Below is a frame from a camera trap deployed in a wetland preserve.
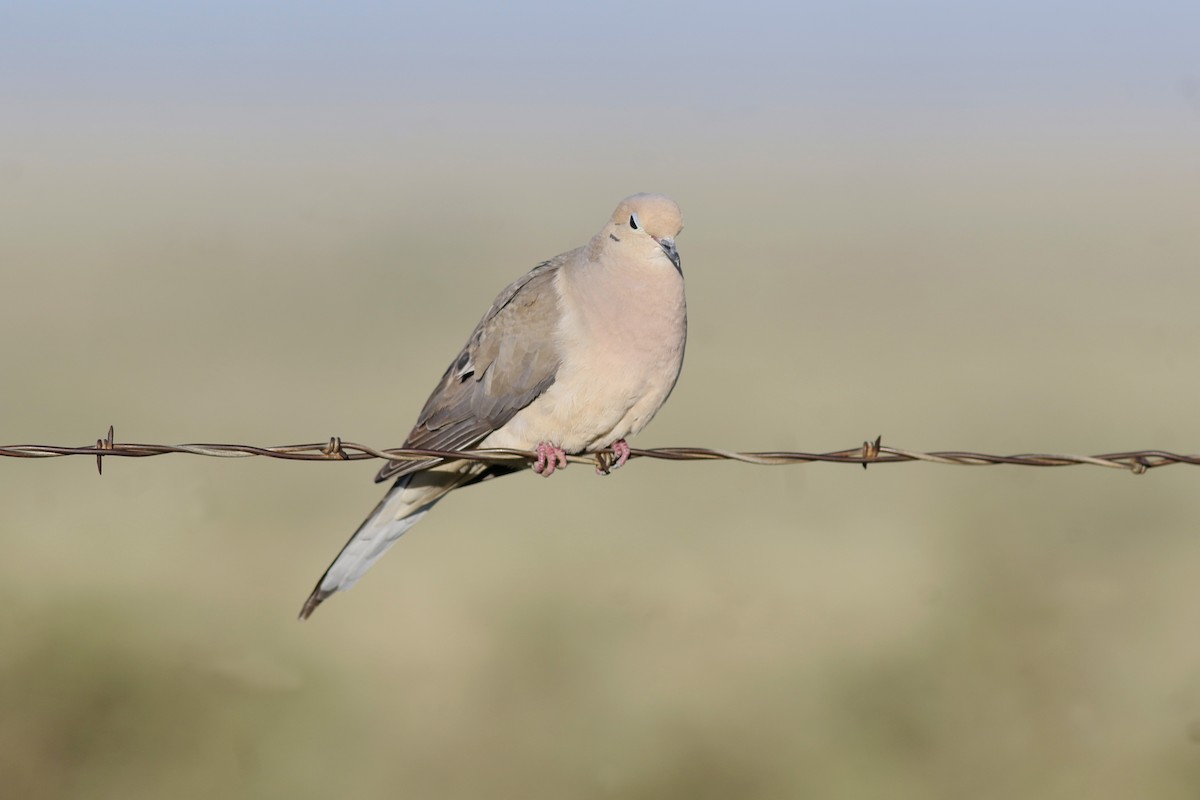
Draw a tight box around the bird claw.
[594,439,631,475]
[533,442,568,477]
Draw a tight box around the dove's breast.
[480,254,686,454]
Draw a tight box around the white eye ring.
[629,212,641,231]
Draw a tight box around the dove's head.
[603,193,684,273]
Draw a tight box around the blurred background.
[3,1,1200,797]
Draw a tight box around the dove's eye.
[629,213,640,230]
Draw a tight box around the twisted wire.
[2,428,1194,476]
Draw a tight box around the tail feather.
[299,465,472,619]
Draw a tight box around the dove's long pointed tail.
[299,468,464,619]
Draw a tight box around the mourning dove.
[300,193,686,619]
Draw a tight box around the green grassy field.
[3,118,1200,798]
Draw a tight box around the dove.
[300,193,686,619]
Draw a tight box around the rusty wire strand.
[1,427,1197,476]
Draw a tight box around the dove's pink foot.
[611,439,631,469]
[533,442,568,477]
[596,439,632,475]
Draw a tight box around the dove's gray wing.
[374,256,568,482]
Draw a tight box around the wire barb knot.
[860,435,882,470]
[96,425,115,475]
[321,437,348,460]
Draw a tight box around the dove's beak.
[656,237,681,273]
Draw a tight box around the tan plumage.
[300,193,686,619]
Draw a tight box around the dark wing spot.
[453,351,473,380]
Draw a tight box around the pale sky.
[3,1,1198,115]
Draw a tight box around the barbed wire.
[1,427,1197,476]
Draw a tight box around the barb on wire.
[2,427,1199,476]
